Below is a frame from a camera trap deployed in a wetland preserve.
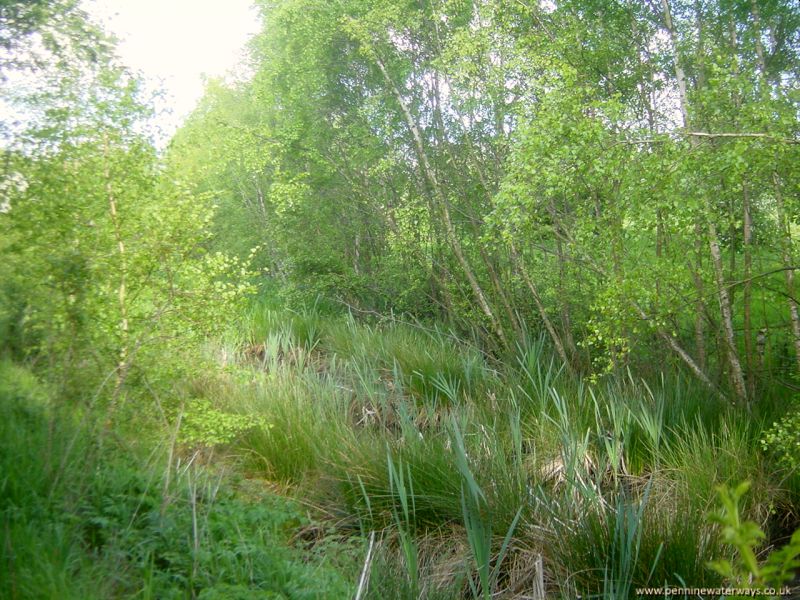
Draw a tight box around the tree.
[0,5,254,410]
[173,0,800,399]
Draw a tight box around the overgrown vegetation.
[2,0,800,598]
[0,361,357,599]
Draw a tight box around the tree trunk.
[510,243,572,372]
[773,172,800,375]
[691,225,708,372]
[479,241,525,344]
[661,0,747,404]
[706,215,748,404]
[373,53,509,349]
[743,183,754,396]
[103,132,129,418]
[548,199,579,363]
[631,301,721,397]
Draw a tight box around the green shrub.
[761,410,800,472]
[709,481,800,593]
[180,399,271,447]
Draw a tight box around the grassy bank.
[2,300,799,598]
[0,361,359,600]
[179,300,800,598]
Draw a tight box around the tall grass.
[181,300,797,598]
[0,360,359,599]
[4,292,794,598]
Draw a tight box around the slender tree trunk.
[434,67,524,345]
[773,172,800,375]
[478,240,525,343]
[631,301,720,396]
[660,0,690,129]
[706,216,748,404]
[510,243,572,372]
[689,0,708,374]
[661,0,747,404]
[256,181,269,224]
[656,209,664,302]
[694,0,706,90]
[743,183,754,395]
[728,193,737,307]
[549,200,578,362]
[455,136,524,344]
[103,132,129,417]
[373,54,508,349]
[353,232,361,276]
[691,226,708,372]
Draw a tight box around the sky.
[82,0,261,139]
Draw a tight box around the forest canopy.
[170,0,800,404]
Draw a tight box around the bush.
[761,410,800,472]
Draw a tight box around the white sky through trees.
[83,0,260,140]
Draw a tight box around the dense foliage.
[2,0,800,598]
[172,0,800,404]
